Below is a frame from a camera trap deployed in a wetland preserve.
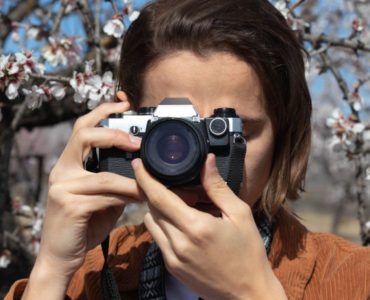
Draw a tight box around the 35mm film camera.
[96,98,246,192]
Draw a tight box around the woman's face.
[139,51,274,209]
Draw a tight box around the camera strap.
[216,133,247,195]
[101,236,121,300]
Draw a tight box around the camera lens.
[141,119,207,185]
[157,134,189,164]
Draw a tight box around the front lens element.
[157,134,189,164]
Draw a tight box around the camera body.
[98,98,246,187]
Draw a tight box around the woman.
[6,0,370,299]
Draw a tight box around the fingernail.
[131,158,141,169]
[129,135,142,145]
[208,154,217,171]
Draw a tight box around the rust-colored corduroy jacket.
[5,209,370,299]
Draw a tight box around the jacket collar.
[269,208,317,300]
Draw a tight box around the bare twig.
[76,0,95,45]
[11,100,28,131]
[318,52,351,100]
[51,0,68,35]
[29,73,71,83]
[304,33,370,53]
[95,0,102,73]
[288,0,305,14]
[107,0,120,15]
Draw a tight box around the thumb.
[200,154,251,222]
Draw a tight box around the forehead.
[141,51,266,118]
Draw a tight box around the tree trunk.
[0,107,15,253]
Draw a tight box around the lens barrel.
[140,118,207,185]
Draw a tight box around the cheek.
[239,129,274,207]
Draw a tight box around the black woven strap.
[101,235,121,300]
[215,133,246,195]
[226,134,246,194]
[138,242,166,300]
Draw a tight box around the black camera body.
[98,98,246,189]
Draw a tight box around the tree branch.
[304,33,370,53]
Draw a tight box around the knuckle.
[164,255,181,275]
[48,168,59,186]
[110,128,127,142]
[189,221,211,244]
[204,175,228,194]
[172,240,191,263]
[48,182,62,200]
[48,183,70,209]
[73,117,87,132]
[73,128,90,146]
[148,191,162,207]
[96,172,113,187]
[238,202,252,219]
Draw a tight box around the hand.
[132,154,287,300]
[35,93,145,278]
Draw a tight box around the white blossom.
[103,18,125,38]
[70,61,115,108]
[6,82,21,99]
[7,62,19,75]
[49,81,66,100]
[0,51,44,100]
[326,109,365,153]
[129,10,140,22]
[86,71,115,108]
[26,27,41,39]
[365,221,370,232]
[0,253,11,269]
[366,168,370,181]
[11,30,20,42]
[275,0,289,19]
[352,19,364,33]
[42,37,80,67]
[22,85,48,110]
[349,92,363,112]
[70,71,92,103]
[0,55,10,78]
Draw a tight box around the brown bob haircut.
[117,0,312,218]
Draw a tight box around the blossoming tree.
[0,0,370,294]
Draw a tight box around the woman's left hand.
[131,154,286,300]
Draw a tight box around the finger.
[200,154,251,222]
[147,203,184,242]
[132,158,201,231]
[60,127,141,167]
[59,172,146,201]
[49,192,127,217]
[73,101,130,132]
[143,212,176,265]
[116,91,128,102]
[76,194,127,212]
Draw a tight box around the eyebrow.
[238,114,265,125]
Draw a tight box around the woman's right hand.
[23,92,145,299]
